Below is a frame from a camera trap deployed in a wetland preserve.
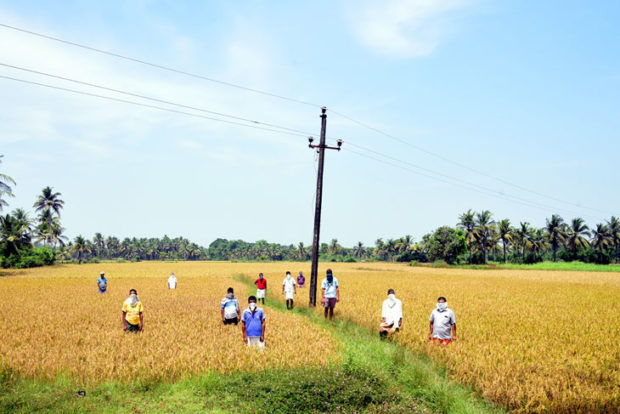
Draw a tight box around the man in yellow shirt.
[122,289,144,332]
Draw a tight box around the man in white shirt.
[379,288,403,339]
[167,272,177,289]
[282,271,297,310]
[429,296,457,345]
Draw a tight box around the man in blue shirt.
[321,269,340,321]
[241,296,266,348]
[97,271,107,293]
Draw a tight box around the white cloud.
[344,0,473,58]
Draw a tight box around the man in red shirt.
[254,273,267,304]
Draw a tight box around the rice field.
[0,262,339,384]
[287,263,619,413]
[1,261,618,413]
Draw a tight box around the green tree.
[545,214,567,262]
[427,226,467,264]
[607,216,620,263]
[72,235,92,263]
[0,155,16,211]
[566,218,590,255]
[591,224,611,264]
[457,209,476,263]
[33,187,64,245]
[497,219,512,263]
[474,210,495,264]
[353,241,366,259]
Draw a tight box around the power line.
[1,22,610,216]
[342,145,606,221]
[0,22,321,108]
[328,110,613,216]
[0,62,318,137]
[0,74,310,139]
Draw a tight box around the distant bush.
[2,247,55,269]
[432,260,449,268]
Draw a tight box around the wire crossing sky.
[0,1,618,246]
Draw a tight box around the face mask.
[226,293,234,299]
[249,303,257,311]
[388,294,396,300]
[437,302,448,311]
[326,274,333,283]
[286,274,291,279]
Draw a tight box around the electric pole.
[308,106,343,306]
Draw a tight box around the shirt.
[242,307,265,337]
[429,308,456,339]
[168,275,177,289]
[297,275,305,286]
[282,276,296,293]
[321,277,339,298]
[97,277,107,289]
[382,297,403,328]
[255,278,267,289]
[220,296,240,319]
[122,300,144,325]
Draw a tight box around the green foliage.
[427,226,467,264]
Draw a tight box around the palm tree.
[0,155,16,211]
[93,233,105,258]
[497,219,512,263]
[396,235,413,255]
[514,222,531,259]
[72,235,91,263]
[329,239,341,256]
[545,214,567,262]
[0,214,31,255]
[474,210,495,264]
[567,218,590,256]
[353,241,366,259]
[591,224,611,264]
[607,216,620,263]
[33,187,65,239]
[386,239,397,261]
[457,210,476,263]
[296,242,307,261]
[529,228,547,260]
[11,209,33,241]
[374,238,386,260]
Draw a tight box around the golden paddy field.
[0,261,618,413]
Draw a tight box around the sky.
[0,0,618,247]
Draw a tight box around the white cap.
[100,271,105,275]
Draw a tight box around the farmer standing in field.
[321,269,340,321]
[97,271,107,293]
[254,273,267,304]
[220,287,241,325]
[241,295,266,349]
[297,271,305,288]
[379,288,403,339]
[282,271,296,310]
[122,289,144,332]
[167,272,177,289]
[429,296,456,345]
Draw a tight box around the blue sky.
[0,0,618,247]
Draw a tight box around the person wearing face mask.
[282,271,297,310]
[429,296,456,345]
[167,272,177,290]
[297,271,305,288]
[122,289,144,332]
[379,289,403,339]
[220,287,241,325]
[241,296,266,349]
[254,273,267,304]
[320,269,340,320]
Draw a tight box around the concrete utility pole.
[308,107,342,306]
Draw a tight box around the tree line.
[2,155,618,267]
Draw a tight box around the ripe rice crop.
[291,263,619,413]
[0,262,339,384]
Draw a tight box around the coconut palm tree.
[591,224,611,264]
[72,235,92,263]
[607,216,620,263]
[545,214,567,262]
[0,155,16,211]
[353,241,366,259]
[514,222,532,259]
[457,209,476,264]
[474,210,495,264]
[497,219,512,263]
[566,218,590,255]
[33,187,64,237]
[0,213,31,255]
